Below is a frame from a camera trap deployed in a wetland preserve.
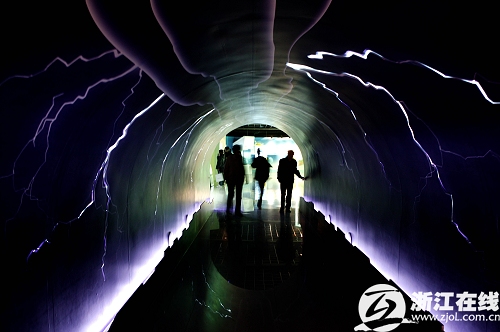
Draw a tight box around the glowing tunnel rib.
[308,50,500,105]
[154,108,215,216]
[177,110,215,169]
[286,60,475,245]
[286,62,390,184]
[311,113,352,171]
[195,119,234,181]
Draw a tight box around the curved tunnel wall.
[1,1,500,332]
[3,65,496,332]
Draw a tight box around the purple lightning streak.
[308,50,500,105]
[441,149,500,162]
[3,54,139,227]
[307,50,500,242]
[76,73,163,281]
[31,91,164,278]
[2,93,63,200]
[7,51,153,277]
[286,60,480,246]
[78,73,159,219]
[0,50,126,86]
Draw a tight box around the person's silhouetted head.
[233,144,241,154]
[287,150,294,159]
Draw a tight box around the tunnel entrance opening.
[211,124,305,212]
[208,125,306,290]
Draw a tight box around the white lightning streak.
[308,50,500,105]
[286,60,473,244]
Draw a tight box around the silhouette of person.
[277,150,305,213]
[224,144,245,216]
[251,148,272,209]
[216,149,225,186]
[223,146,231,164]
[218,146,231,187]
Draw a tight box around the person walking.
[277,150,305,213]
[216,149,225,186]
[251,148,272,209]
[223,146,231,161]
[224,144,245,216]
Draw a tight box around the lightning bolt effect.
[287,55,492,245]
[2,50,135,219]
[3,46,499,331]
[288,49,500,293]
[2,51,219,262]
[2,51,137,268]
[2,2,500,331]
[292,49,500,239]
[1,46,222,331]
[2,52,151,280]
[308,50,500,105]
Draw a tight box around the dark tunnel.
[1,1,500,331]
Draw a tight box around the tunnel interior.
[1,1,500,331]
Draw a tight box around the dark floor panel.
[210,213,302,291]
[109,206,443,332]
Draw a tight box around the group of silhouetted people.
[220,145,306,216]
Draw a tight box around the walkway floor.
[109,184,442,332]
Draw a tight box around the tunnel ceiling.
[3,1,500,107]
[2,1,499,264]
[2,0,500,281]
[227,124,288,138]
[74,0,499,168]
